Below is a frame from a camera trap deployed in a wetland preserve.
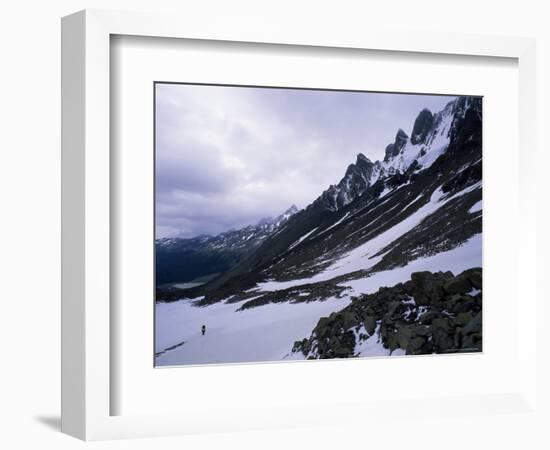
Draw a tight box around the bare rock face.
[317,153,381,211]
[411,108,435,145]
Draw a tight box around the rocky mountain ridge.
[315,96,470,212]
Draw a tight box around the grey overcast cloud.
[155,83,456,239]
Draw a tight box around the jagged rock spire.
[411,108,434,145]
[384,128,409,162]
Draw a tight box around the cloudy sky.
[155,83,455,239]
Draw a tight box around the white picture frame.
[61,9,538,441]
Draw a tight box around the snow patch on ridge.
[318,212,351,236]
[288,227,320,250]
[469,200,482,214]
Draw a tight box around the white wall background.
[0,1,548,449]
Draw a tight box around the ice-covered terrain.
[155,295,351,366]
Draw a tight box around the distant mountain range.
[156,205,298,285]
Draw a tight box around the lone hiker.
[201,324,206,336]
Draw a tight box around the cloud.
[155,83,456,238]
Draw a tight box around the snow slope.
[343,233,481,296]
[155,295,351,366]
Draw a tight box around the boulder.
[444,274,472,295]
[411,271,433,288]
[379,323,389,341]
[341,311,357,330]
[419,310,438,325]
[462,332,482,352]
[454,311,474,327]
[402,280,415,296]
[397,327,413,349]
[406,336,426,355]
[444,296,459,312]
[409,324,430,337]
[414,293,430,307]
[474,294,482,309]
[314,317,331,338]
[364,316,377,336]
[431,317,455,352]
[410,271,446,304]
[462,312,482,335]
[443,275,472,294]
[387,301,401,317]
[386,331,400,352]
[334,346,350,357]
[454,328,463,349]
[462,268,482,289]
[432,317,452,332]
[436,334,455,352]
[451,296,477,314]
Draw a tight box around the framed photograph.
[154,83,483,367]
[62,9,538,441]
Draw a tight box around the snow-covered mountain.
[155,96,483,366]
[316,97,471,212]
[156,205,298,285]
[317,153,384,211]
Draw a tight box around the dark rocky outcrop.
[411,108,434,145]
[317,153,382,211]
[384,129,409,162]
[292,268,482,359]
